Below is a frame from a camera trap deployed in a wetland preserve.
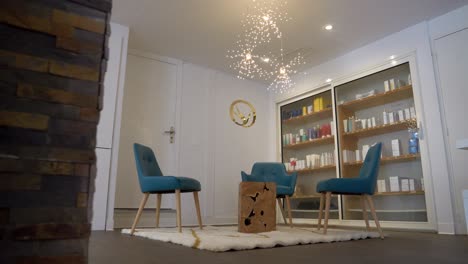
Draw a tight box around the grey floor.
[89,227,468,264]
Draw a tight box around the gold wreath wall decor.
[229,99,257,128]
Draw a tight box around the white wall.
[178,63,270,225]
[270,15,462,233]
[429,5,468,40]
[106,46,269,227]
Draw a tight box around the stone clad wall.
[0,0,111,263]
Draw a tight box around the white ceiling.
[111,0,468,80]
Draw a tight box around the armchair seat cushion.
[316,143,382,196]
[140,176,201,193]
[316,178,372,195]
[276,184,294,197]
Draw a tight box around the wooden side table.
[238,182,276,233]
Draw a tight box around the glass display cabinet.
[335,63,427,222]
[278,61,429,227]
[280,90,339,220]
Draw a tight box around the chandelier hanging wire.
[227,0,305,93]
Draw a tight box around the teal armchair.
[241,162,298,227]
[130,143,203,234]
[316,142,384,238]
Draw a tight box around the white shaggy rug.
[122,226,380,252]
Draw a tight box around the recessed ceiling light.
[262,57,270,63]
[326,78,332,83]
[389,55,395,60]
[324,24,333,31]
[391,60,397,66]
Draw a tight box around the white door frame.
[103,23,129,231]
[105,48,183,230]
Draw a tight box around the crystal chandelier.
[227,0,304,93]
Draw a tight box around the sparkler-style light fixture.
[227,0,305,93]
[226,37,276,80]
[268,49,305,94]
[244,0,290,44]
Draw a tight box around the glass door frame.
[276,84,343,225]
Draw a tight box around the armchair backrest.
[244,162,293,187]
[358,142,382,194]
[133,143,164,181]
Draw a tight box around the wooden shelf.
[339,85,414,112]
[291,209,339,213]
[291,194,338,199]
[282,108,333,124]
[288,165,336,174]
[283,136,334,150]
[292,191,424,199]
[291,194,322,199]
[375,191,425,196]
[343,119,413,138]
[344,154,420,167]
[347,208,426,213]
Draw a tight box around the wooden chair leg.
[366,195,384,239]
[285,195,293,228]
[360,195,370,231]
[317,193,325,230]
[175,189,182,233]
[277,198,288,224]
[155,193,162,228]
[130,193,149,235]
[193,191,203,230]
[323,192,332,235]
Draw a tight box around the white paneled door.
[434,28,468,234]
[115,53,179,209]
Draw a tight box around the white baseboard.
[105,219,114,231]
[114,209,177,229]
[437,222,455,234]
[204,216,237,226]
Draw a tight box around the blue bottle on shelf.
[308,128,313,140]
[408,129,419,154]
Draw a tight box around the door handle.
[163,126,175,143]
[163,126,175,135]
